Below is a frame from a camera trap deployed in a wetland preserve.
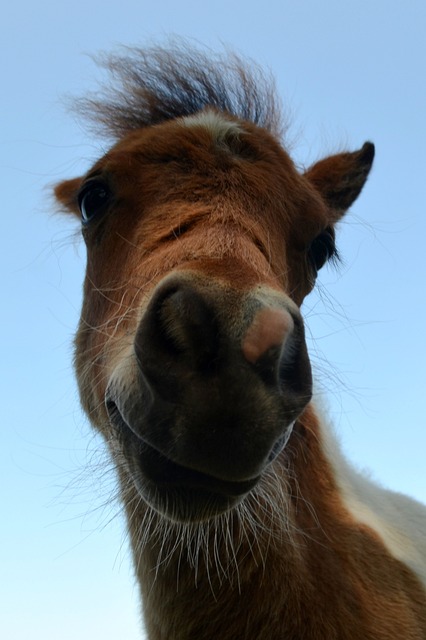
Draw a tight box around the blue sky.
[3,1,425,638]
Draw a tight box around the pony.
[54,43,426,639]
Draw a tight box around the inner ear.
[54,177,82,216]
[304,142,375,222]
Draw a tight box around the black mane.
[77,40,283,140]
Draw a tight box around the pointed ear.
[304,142,375,222]
[54,177,82,217]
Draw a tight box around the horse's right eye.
[78,181,111,225]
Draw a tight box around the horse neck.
[120,405,338,637]
[122,404,426,639]
[128,485,308,639]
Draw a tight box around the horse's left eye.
[308,227,338,271]
[78,181,111,225]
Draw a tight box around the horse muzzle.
[105,273,312,520]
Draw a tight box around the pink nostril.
[241,308,294,364]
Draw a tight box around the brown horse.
[55,43,426,639]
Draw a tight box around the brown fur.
[127,407,426,639]
[54,43,425,639]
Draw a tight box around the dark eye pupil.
[308,228,336,271]
[78,183,110,224]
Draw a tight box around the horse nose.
[158,285,219,370]
[134,281,221,389]
[135,279,301,392]
[241,306,301,388]
[126,277,311,482]
[241,307,294,364]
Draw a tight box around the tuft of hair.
[76,39,284,141]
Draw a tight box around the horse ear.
[304,142,375,222]
[54,177,82,217]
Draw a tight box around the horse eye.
[308,227,338,271]
[78,181,111,224]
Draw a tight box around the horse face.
[55,115,373,521]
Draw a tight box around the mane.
[76,40,284,140]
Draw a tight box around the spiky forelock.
[77,40,284,140]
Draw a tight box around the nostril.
[160,288,211,353]
[277,331,299,381]
[135,282,221,376]
[156,288,187,355]
[241,307,294,365]
[241,307,295,388]
[160,287,220,366]
[278,321,313,400]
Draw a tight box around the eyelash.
[308,227,339,271]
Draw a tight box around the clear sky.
[2,1,425,638]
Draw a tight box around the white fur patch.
[316,404,426,588]
[180,110,242,145]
